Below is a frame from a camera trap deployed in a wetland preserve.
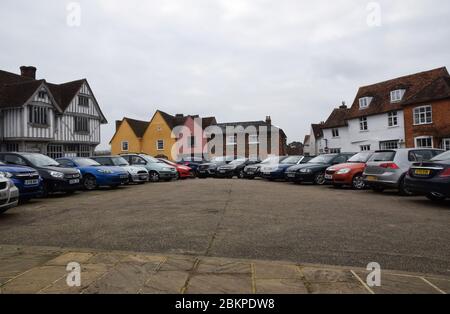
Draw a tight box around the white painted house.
[0,66,107,158]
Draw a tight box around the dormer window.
[390,89,405,103]
[359,97,372,109]
[38,91,47,99]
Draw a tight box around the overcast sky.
[1,0,449,149]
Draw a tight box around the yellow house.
[110,118,149,155]
[141,110,180,160]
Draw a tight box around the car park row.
[1,148,449,214]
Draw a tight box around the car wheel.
[149,171,160,182]
[352,174,366,190]
[399,177,414,196]
[83,175,97,191]
[314,172,326,185]
[238,170,245,179]
[426,193,446,202]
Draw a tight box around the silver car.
[0,176,19,214]
[92,156,149,183]
[363,148,444,195]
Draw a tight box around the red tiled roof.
[322,107,349,129]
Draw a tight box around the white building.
[0,66,107,158]
[303,123,324,156]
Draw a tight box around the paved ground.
[1,244,449,294]
[0,178,449,279]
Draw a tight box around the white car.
[91,156,149,183]
[0,175,19,214]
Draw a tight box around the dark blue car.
[0,161,43,200]
[260,155,312,181]
[56,157,129,190]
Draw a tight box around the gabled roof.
[311,124,323,138]
[321,107,349,129]
[403,76,450,105]
[303,135,310,145]
[124,118,150,138]
[47,80,85,111]
[347,67,450,119]
[0,80,45,108]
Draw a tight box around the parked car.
[196,156,237,178]
[0,153,82,196]
[216,158,260,179]
[285,153,355,185]
[243,156,288,179]
[325,152,374,190]
[91,156,149,184]
[0,161,43,201]
[158,158,193,179]
[260,155,313,181]
[56,157,129,190]
[405,150,450,201]
[0,175,19,214]
[121,154,177,182]
[363,149,444,195]
[178,157,206,175]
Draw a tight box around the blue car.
[0,161,42,200]
[260,155,313,181]
[56,157,129,190]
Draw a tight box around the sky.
[1,0,449,150]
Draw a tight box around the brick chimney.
[265,116,272,125]
[20,66,37,79]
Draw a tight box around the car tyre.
[426,193,446,202]
[238,170,245,179]
[83,174,97,191]
[314,172,326,185]
[399,177,414,196]
[149,171,160,182]
[352,174,366,190]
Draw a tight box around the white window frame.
[332,129,340,138]
[390,89,405,103]
[121,141,129,152]
[156,140,165,151]
[360,145,371,151]
[329,148,341,154]
[415,136,434,148]
[249,134,259,145]
[380,140,399,150]
[359,97,372,109]
[413,105,433,125]
[359,116,368,131]
[388,111,399,127]
[443,138,450,151]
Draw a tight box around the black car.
[405,150,450,201]
[178,156,206,175]
[0,153,82,196]
[285,153,355,185]
[216,158,261,179]
[243,156,288,179]
[197,156,237,178]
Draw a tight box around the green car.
[121,154,177,182]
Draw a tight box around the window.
[121,141,129,152]
[415,136,433,148]
[409,150,441,162]
[360,145,371,151]
[4,154,27,166]
[379,140,399,150]
[131,156,146,165]
[414,106,432,125]
[5,143,19,152]
[359,116,368,131]
[78,95,89,107]
[388,111,398,127]
[332,129,339,138]
[329,148,341,154]
[333,155,348,164]
[359,97,372,109]
[390,89,405,103]
[47,144,63,159]
[443,139,450,151]
[28,106,49,126]
[157,140,164,150]
[74,116,89,133]
[38,91,47,100]
[249,135,259,144]
[227,135,237,145]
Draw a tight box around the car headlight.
[0,171,13,178]
[299,168,312,173]
[336,168,351,175]
[97,169,113,174]
[50,171,64,178]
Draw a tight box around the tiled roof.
[0,80,45,108]
[124,118,150,138]
[347,67,450,119]
[47,80,85,111]
[321,107,349,129]
[311,124,323,138]
[303,135,310,145]
[403,76,450,105]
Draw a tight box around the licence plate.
[414,169,431,176]
[220,170,226,173]
[25,179,39,186]
[366,176,377,182]
[69,179,80,185]
[247,171,254,175]
[325,174,333,180]
[287,173,295,178]
[120,175,128,179]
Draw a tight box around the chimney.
[265,116,272,125]
[175,114,184,118]
[339,101,347,109]
[20,66,37,79]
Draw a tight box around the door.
[443,138,450,151]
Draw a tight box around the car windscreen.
[369,151,396,162]
[348,152,373,163]
[431,150,450,161]
[281,156,302,164]
[23,154,60,167]
[111,157,129,166]
[229,159,247,165]
[142,155,160,163]
[75,158,101,167]
[308,155,337,164]
[211,157,226,163]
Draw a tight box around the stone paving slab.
[0,244,449,294]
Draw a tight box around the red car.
[158,159,193,179]
[325,152,374,190]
